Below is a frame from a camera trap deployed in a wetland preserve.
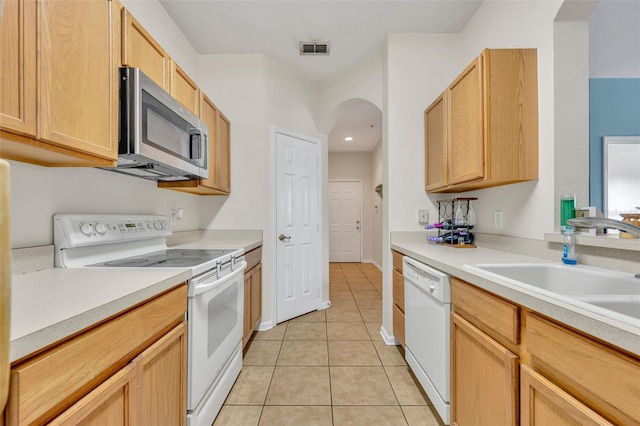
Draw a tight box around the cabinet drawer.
[6,285,187,425]
[392,269,404,312]
[451,278,520,347]
[392,250,403,272]
[393,304,405,348]
[245,246,262,272]
[526,313,640,426]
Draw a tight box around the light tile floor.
[213,263,445,426]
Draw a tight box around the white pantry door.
[329,181,362,262]
[276,131,320,323]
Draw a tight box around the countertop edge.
[391,242,640,356]
[10,270,191,363]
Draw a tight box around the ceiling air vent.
[299,41,331,56]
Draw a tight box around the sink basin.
[464,263,640,327]
[465,263,640,296]
[576,295,640,320]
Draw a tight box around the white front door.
[329,181,362,262]
[275,131,320,323]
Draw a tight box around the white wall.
[315,50,384,133]
[590,0,640,78]
[197,54,323,327]
[371,140,383,267]
[328,152,375,262]
[8,161,201,247]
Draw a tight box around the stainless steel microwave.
[103,67,208,181]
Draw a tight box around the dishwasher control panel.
[403,257,450,303]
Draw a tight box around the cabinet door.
[213,109,232,193]
[447,55,484,186]
[451,312,518,426]
[393,303,405,348]
[139,322,187,426]
[122,8,170,90]
[202,95,230,193]
[521,366,614,426]
[38,0,118,161]
[243,272,253,347]
[48,362,142,426]
[0,0,36,137]
[160,95,231,195]
[392,268,404,311]
[171,61,200,116]
[251,264,262,330]
[424,93,447,191]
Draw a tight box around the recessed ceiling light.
[345,137,353,141]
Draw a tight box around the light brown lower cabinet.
[48,359,141,426]
[450,312,519,426]
[451,276,640,426]
[391,250,405,347]
[3,285,187,425]
[243,246,262,347]
[520,365,614,426]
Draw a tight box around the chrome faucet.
[567,217,640,237]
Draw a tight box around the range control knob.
[95,223,107,235]
[80,223,94,236]
[160,221,166,230]
[153,222,161,230]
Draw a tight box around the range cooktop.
[87,249,237,268]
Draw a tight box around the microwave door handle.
[202,133,207,164]
[190,129,203,160]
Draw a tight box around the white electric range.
[53,213,246,426]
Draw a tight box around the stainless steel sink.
[464,263,640,326]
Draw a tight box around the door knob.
[279,234,291,241]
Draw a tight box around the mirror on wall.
[602,136,640,220]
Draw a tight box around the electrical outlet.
[418,209,429,225]
[494,210,504,229]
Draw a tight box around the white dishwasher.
[403,256,451,425]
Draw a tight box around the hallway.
[213,263,443,425]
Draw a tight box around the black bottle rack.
[435,197,477,248]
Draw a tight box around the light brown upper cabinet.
[158,94,231,195]
[425,49,538,193]
[424,93,447,191]
[1,0,36,138]
[0,0,119,167]
[170,61,200,116]
[121,8,170,91]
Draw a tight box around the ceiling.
[159,0,483,151]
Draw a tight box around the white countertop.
[10,268,191,363]
[167,229,263,253]
[10,231,263,364]
[391,240,640,355]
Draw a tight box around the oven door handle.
[190,262,246,297]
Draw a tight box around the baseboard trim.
[256,319,273,331]
[320,300,332,310]
[380,325,400,345]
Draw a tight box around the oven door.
[187,261,246,410]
